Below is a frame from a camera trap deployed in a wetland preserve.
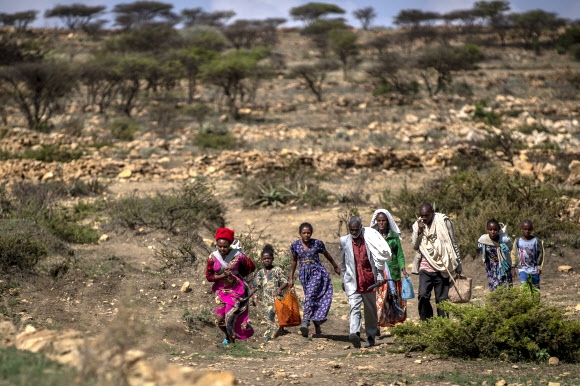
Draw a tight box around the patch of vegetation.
[106,179,225,234]
[0,347,88,385]
[182,305,214,331]
[0,218,73,273]
[517,122,549,135]
[153,229,209,272]
[447,146,491,171]
[380,168,578,257]
[0,144,83,163]
[110,118,139,141]
[391,287,580,362]
[237,160,331,208]
[473,99,501,126]
[194,125,237,150]
[40,206,100,244]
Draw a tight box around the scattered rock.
[557,266,573,273]
[118,169,132,179]
[98,234,109,244]
[495,380,507,386]
[180,282,191,293]
[548,383,560,386]
[548,357,559,366]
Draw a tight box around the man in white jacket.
[340,216,392,348]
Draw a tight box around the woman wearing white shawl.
[370,209,407,327]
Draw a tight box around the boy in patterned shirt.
[511,220,544,290]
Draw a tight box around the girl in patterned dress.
[289,222,341,338]
[478,219,513,291]
[253,244,288,343]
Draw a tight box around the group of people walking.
[204,203,544,347]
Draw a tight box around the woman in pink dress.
[206,227,255,344]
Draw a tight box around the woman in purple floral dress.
[289,222,341,338]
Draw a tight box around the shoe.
[313,321,322,335]
[376,328,381,337]
[264,336,271,343]
[364,336,375,348]
[349,333,361,349]
[222,339,229,345]
[300,326,309,337]
[274,327,285,338]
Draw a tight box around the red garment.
[352,235,374,293]
[215,227,235,243]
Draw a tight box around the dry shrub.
[153,229,211,272]
[106,180,225,234]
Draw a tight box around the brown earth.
[4,174,580,386]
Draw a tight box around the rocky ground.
[1,32,580,385]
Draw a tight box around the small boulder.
[548,357,559,366]
[558,265,573,273]
[98,234,109,244]
[118,169,132,179]
[180,282,191,293]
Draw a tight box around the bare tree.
[291,59,339,102]
[353,7,377,30]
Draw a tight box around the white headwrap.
[370,209,402,240]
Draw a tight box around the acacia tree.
[443,9,485,36]
[224,18,286,49]
[77,56,121,114]
[510,10,558,49]
[0,61,77,131]
[201,49,268,119]
[181,8,235,28]
[44,4,106,31]
[172,47,217,103]
[114,56,157,116]
[416,44,483,96]
[474,1,511,46]
[329,28,359,80]
[290,2,345,26]
[291,59,339,102]
[0,10,38,31]
[301,18,348,56]
[366,52,413,95]
[353,7,377,30]
[394,9,441,51]
[112,1,178,30]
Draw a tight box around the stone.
[118,169,132,178]
[41,172,54,181]
[180,282,191,293]
[0,320,17,348]
[548,357,559,366]
[548,383,560,386]
[495,380,507,386]
[542,163,557,174]
[557,266,573,273]
[405,114,419,124]
[98,234,109,244]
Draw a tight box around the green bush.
[237,161,331,208]
[0,144,83,163]
[570,43,580,62]
[110,118,139,141]
[0,347,86,385]
[106,180,225,234]
[0,220,48,271]
[391,287,580,362]
[40,206,100,244]
[473,99,501,126]
[194,125,236,149]
[380,168,578,257]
